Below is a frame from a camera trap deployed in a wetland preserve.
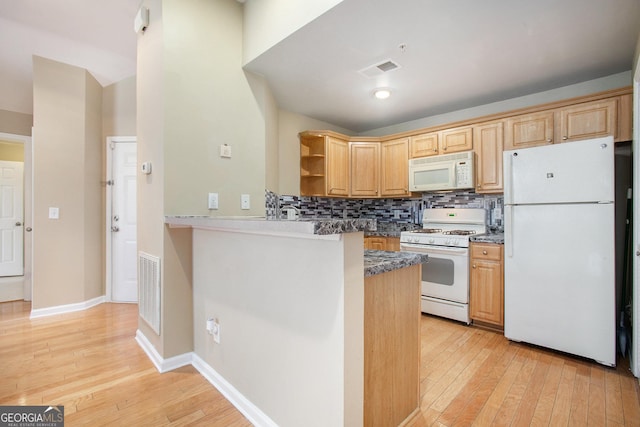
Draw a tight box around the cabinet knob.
[562,136,568,140]
[472,264,476,269]
[433,148,437,152]
[482,250,487,255]
[546,138,552,143]
[443,147,447,151]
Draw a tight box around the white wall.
[243,0,343,65]
[193,229,364,426]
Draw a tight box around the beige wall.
[0,109,32,136]
[103,76,136,138]
[0,141,24,161]
[277,110,354,195]
[32,56,103,310]
[137,0,272,358]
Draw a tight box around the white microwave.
[408,151,475,192]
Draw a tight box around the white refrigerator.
[503,136,616,366]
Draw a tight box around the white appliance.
[503,136,616,367]
[400,208,486,324]
[408,151,474,192]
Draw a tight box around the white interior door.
[110,140,137,302]
[0,160,24,277]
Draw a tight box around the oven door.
[400,243,469,303]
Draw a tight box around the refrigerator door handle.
[504,152,514,204]
[505,205,513,258]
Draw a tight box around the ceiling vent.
[358,59,401,78]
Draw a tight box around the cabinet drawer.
[470,243,502,261]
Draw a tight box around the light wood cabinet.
[411,126,472,158]
[557,98,617,143]
[381,138,410,197]
[364,264,420,426]
[300,133,349,197]
[350,142,380,197]
[326,137,350,196]
[439,125,473,153]
[504,111,554,150]
[364,236,400,251]
[474,121,504,194]
[409,132,439,158]
[469,243,504,328]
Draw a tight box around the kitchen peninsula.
[165,216,425,427]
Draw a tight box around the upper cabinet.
[381,138,410,197]
[300,132,349,197]
[410,127,472,158]
[474,121,504,194]
[504,111,554,150]
[350,142,380,197]
[409,132,438,158]
[300,87,631,198]
[558,98,617,143]
[504,95,629,150]
[439,125,473,154]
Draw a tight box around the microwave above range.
[408,151,475,192]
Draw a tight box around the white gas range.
[400,208,486,324]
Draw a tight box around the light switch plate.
[220,144,231,158]
[48,207,59,219]
[208,193,219,210]
[241,194,250,210]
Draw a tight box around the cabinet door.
[381,138,410,197]
[439,126,473,153]
[350,142,379,197]
[326,137,350,196]
[470,259,504,326]
[409,132,438,158]
[386,237,400,252]
[504,111,554,150]
[558,99,617,143]
[474,122,504,194]
[469,243,504,327]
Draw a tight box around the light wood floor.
[0,301,250,426]
[1,301,639,426]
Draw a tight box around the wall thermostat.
[141,161,152,175]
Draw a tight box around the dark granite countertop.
[470,232,504,244]
[165,215,377,236]
[365,221,421,238]
[364,250,427,277]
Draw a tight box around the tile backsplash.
[266,190,504,229]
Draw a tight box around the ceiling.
[1,0,639,134]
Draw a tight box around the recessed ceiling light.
[374,88,391,100]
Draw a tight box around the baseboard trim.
[30,296,106,319]
[134,331,276,427]
[134,330,192,373]
[192,353,278,427]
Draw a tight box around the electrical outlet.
[208,193,219,210]
[241,194,250,210]
[212,319,220,344]
[206,318,221,344]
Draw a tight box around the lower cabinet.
[364,236,400,251]
[469,242,504,328]
[364,265,420,426]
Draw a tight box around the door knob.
[15,222,22,226]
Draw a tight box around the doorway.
[0,132,31,303]
[106,137,137,302]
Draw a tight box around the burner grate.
[443,230,477,236]
[414,228,443,234]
